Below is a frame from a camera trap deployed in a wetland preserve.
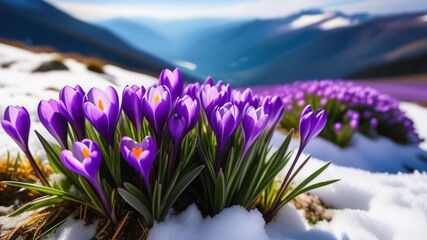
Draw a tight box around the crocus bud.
[168,96,200,146]
[334,122,343,133]
[2,106,31,151]
[242,106,269,155]
[120,136,157,186]
[122,85,145,132]
[210,102,240,153]
[182,82,200,100]
[159,68,183,100]
[350,119,359,130]
[38,99,68,149]
[2,105,49,186]
[59,85,86,140]
[370,118,378,128]
[200,84,229,118]
[142,85,172,142]
[299,105,327,148]
[83,87,120,145]
[232,88,253,112]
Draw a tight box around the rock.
[32,59,68,72]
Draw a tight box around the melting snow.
[419,14,427,22]
[148,156,427,240]
[46,218,98,240]
[289,13,332,29]
[319,17,353,30]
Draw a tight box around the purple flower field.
[251,80,422,147]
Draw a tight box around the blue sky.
[47,0,427,21]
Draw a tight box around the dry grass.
[0,153,52,206]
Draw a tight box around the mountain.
[176,9,374,85]
[0,0,198,80]
[94,18,171,57]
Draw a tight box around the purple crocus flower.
[142,85,172,142]
[334,122,343,133]
[120,136,157,188]
[2,106,31,151]
[299,105,327,148]
[59,85,86,140]
[210,102,240,171]
[370,118,378,128]
[2,106,49,185]
[60,139,112,218]
[262,96,284,129]
[83,87,120,145]
[159,68,183,100]
[122,85,146,132]
[350,119,359,130]
[242,106,269,156]
[167,95,200,146]
[38,99,68,149]
[182,82,200,100]
[232,89,253,112]
[200,84,229,119]
[204,76,214,86]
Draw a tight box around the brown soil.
[292,193,333,224]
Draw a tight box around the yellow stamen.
[154,94,160,103]
[98,100,104,111]
[132,147,143,158]
[83,148,91,159]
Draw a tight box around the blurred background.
[1,0,427,98]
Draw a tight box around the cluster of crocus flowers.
[252,80,420,146]
[2,67,335,228]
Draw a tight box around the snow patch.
[319,17,353,30]
[148,158,427,240]
[289,14,331,29]
[148,205,270,240]
[47,218,98,240]
[400,102,427,150]
[419,14,427,22]
[285,132,427,173]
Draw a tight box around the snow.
[0,43,157,158]
[46,218,98,240]
[400,102,427,150]
[148,205,270,240]
[289,13,332,29]
[283,132,427,173]
[419,14,427,22]
[319,17,353,30]
[148,156,427,240]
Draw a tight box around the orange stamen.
[132,147,143,158]
[98,100,104,111]
[83,148,91,158]
[154,94,160,103]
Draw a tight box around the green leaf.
[10,195,64,216]
[78,176,103,212]
[123,182,151,208]
[4,181,71,197]
[118,188,153,222]
[283,162,334,204]
[35,131,80,186]
[164,165,204,211]
[282,179,340,207]
[213,170,226,213]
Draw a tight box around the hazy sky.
[47,0,427,21]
